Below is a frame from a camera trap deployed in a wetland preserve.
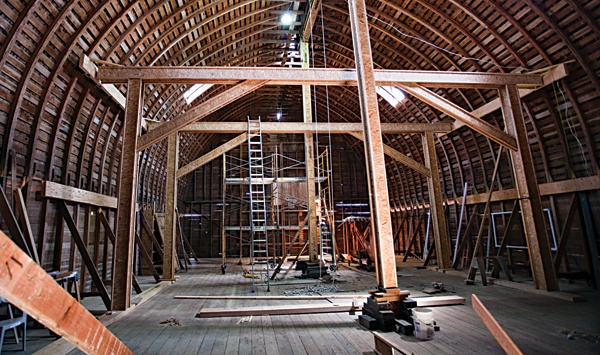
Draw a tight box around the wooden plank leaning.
[472,294,523,355]
[0,229,133,355]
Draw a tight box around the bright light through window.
[183,84,213,105]
[376,86,405,107]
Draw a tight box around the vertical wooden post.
[163,132,179,280]
[348,0,397,290]
[422,132,452,269]
[500,84,558,291]
[221,154,227,268]
[113,78,143,310]
[301,40,319,262]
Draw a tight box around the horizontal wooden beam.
[456,175,600,205]
[196,303,362,318]
[176,295,369,300]
[41,181,118,209]
[413,295,466,307]
[0,230,133,355]
[174,121,452,134]
[396,175,600,212]
[97,66,543,88]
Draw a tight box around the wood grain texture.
[0,230,133,355]
[472,294,523,355]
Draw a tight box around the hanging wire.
[552,80,592,177]
[339,0,527,73]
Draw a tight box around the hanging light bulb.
[276,112,282,121]
[281,12,294,26]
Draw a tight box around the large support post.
[500,84,558,291]
[348,0,397,290]
[422,132,452,269]
[302,40,318,262]
[163,132,179,280]
[113,78,143,310]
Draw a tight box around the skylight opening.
[376,86,406,108]
[183,84,213,105]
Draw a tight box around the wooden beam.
[300,0,322,41]
[348,132,430,177]
[0,230,133,355]
[472,294,523,355]
[80,55,126,109]
[413,295,466,307]
[398,84,518,151]
[140,211,164,259]
[176,295,369,300]
[41,181,118,209]
[14,187,40,264]
[0,185,32,258]
[196,303,361,318]
[177,212,199,262]
[349,0,397,290]
[445,175,600,207]
[134,230,161,283]
[501,84,558,291]
[163,133,178,280]
[97,209,143,295]
[451,63,570,133]
[271,213,310,280]
[553,194,577,271]
[58,201,112,309]
[113,78,143,310]
[137,80,267,151]
[176,133,248,179]
[423,132,452,269]
[302,40,318,262]
[178,121,452,134]
[96,67,543,88]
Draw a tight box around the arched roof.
[0,1,598,263]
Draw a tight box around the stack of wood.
[359,289,410,332]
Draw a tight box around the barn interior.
[0,0,599,354]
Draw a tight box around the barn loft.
[0,0,599,354]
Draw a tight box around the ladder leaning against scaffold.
[317,148,336,270]
[247,117,270,292]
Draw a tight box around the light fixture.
[281,12,294,26]
[276,112,282,120]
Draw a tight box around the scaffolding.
[221,132,329,283]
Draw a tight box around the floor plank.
[55,258,599,355]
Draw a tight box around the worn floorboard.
[42,257,598,355]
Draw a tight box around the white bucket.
[412,307,434,340]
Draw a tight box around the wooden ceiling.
[0,0,598,237]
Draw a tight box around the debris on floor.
[159,317,181,326]
[237,315,253,324]
[560,330,600,343]
[281,284,340,296]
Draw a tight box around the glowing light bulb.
[281,13,294,25]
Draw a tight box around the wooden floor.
[30,258,600,354]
